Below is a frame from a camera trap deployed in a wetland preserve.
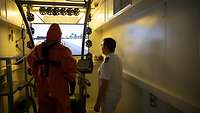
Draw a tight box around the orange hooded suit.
[28,24,76,113]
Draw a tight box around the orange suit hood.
[46,23,62,42]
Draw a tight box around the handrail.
[0,56,26,77]
[0,78,34,96]
[17,77,34,91]
[0,56,26,68]
[0,68,23,77]
[0,56,21,60]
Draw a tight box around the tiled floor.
[87,109,98,113]
[29,100,99,113]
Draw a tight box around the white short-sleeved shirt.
[98,53,122,101]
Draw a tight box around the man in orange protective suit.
[27,23,76,113]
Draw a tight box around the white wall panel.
[91,0,105,30]
[91,0,200,112]
[6,0,23,26]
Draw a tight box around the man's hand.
[94,102,100,112]
[94,79,108,112]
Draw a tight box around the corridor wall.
[0,0,30,113]
[91,0,200,113]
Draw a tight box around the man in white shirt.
[94,38,122,113]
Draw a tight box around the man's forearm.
[96,79,108,104]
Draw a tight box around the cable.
[34,12,45,23]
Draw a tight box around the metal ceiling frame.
[15,0,92,54]
[15,0,34,46]
[19,0,86,7]
[81,0,91,59]
[15,1,92,113]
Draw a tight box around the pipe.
[81,0,91,59]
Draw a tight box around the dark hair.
[103,38,116,53]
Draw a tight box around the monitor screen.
[31,23,88,56]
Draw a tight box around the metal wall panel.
[92,0,200,112]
